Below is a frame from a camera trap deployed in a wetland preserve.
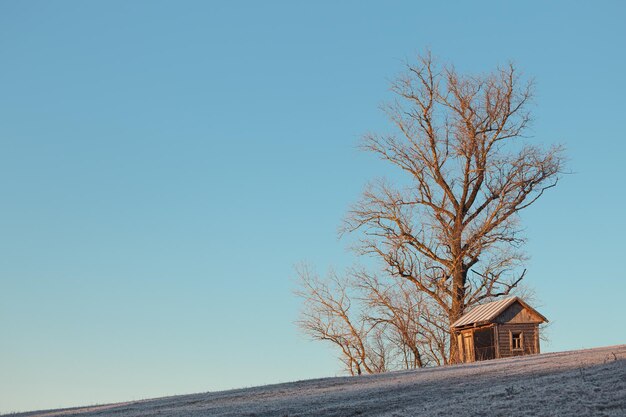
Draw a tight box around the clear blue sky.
[1,0,625,413]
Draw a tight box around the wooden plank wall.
[495,302,544,324]
[497,323,539,358]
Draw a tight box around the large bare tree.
[342,52,564,362]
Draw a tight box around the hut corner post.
[494,324,500,359]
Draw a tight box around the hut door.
[473,328,495,361]
[463,332,474,362]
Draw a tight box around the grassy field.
[9,344,626,417]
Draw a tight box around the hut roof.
[451,296,547,329]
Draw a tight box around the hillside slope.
[12,344,626,417]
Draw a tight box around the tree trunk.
[410,345,423,368]
[448,265,467,364]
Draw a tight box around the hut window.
[511,331,523,350]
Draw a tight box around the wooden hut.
[451,297,547,363]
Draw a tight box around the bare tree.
[355,270,431,367]
[294,266,375,375]
[343,52,564,362]
[295,266,439,374]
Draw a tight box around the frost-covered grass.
[10,344,626,417]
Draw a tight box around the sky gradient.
[1,0,625,413]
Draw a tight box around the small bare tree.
[355,270,431,368]
[344,52,564,362]
[295,267,437,374]
[294,267,375,375]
